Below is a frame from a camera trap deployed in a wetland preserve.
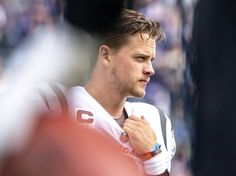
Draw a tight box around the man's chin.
[129,90,146,98]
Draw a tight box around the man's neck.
[84,81,126,118]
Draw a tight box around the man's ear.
[99,45,111,64]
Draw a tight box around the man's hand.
[123,115,156,155]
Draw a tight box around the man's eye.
[136,57,146,62]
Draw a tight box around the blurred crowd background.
[0,0,198,176]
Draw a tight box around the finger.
[123,122,142,136]
[128,115,141,121]
[124,119,143,128]
[128,115,148,123]
[126,116,149,127]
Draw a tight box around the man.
[69,9,176,176]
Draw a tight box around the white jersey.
[68,86,176,175]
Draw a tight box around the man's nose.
[144,62,155,76]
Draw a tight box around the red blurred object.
[1,116,143,176]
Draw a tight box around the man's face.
[109,33,156,98]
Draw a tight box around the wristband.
[139,143,162,161]
[150,143,161,152]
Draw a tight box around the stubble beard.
[111,67,146,98]
[131,85,146,98]
[124,79,146,98]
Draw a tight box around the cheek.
[112,56,141,78]
[122,65,140,84]
[111,65,131,84]
[119,64,135,77]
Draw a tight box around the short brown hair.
[100,8,163,49]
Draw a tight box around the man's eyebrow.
[133,53,150,57]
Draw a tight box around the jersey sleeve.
[135,103,176,175]
[166,112,176,159]
[32,83,68,118]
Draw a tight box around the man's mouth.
[139,78,149,83]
